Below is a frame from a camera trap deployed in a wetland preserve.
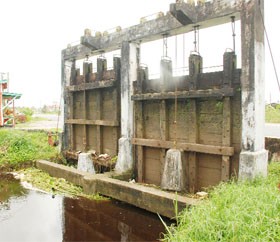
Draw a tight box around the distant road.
[15,114,63,131]
[265,123,280,138]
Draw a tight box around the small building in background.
[0,72,21,127]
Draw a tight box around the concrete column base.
[115,137,133,174]
[239,149,268,180]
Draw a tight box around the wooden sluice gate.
[61,0,267,202]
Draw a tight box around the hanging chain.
[193,25,200,53]
[231,16,236,52]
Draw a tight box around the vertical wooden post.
[221,51,235,181]
[221,97,231,181]
[159,58,171,180]
[83,90,87,151]
[135,101,144,182]
[159,100,168,179]
[188,53,202,193]
[96,91,102,154]
[135,65,148,182]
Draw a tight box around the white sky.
[0,0,278,107]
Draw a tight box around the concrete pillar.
[61,56,72,151]
[160,57,172,92]
[115,42,139,173]
[189,53,202,90]
[239,0,268,180]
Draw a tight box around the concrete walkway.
[36,160,199,219]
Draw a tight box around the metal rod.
[231,16,236,52]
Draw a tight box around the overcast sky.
[0,0,278,107]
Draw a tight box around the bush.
[16,107,34,122]
[0,129,61,169]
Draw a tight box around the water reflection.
[0,173,168,241]
[63,197,167,241]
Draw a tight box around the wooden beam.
[65,119,119,127]
[159,100,168,181]
[131,88,234,101]
[135,101,144,183]
[96,91,102,154]
[67,80,115,92]
[221,97,232,181]
[188,100,198,193]
[132,138,234,156]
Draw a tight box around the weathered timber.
[188,99,198,193]
[132,138,234,156]
[221,96,232,181]
[65,119,119,127]
[131,88,234,101]
[67,80,115,92]
[135,101,144,182]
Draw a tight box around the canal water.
[0,173,169,242]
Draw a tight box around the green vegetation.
[163,162,280,241]
[266,105,280,123]
[16,107,34,122]
[0,129,61,170]
[19,167,106,200]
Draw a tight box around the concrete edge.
[36,160,199,218]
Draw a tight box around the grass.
[0,129,62,170]
[18,167,107,200]
[266,105,280,123]
[162,162,280,241]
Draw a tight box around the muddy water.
[0,173,169,242]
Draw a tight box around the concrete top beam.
[62,0,241,60]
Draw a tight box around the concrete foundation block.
[115,137,133,174]
[77,153,95,174]
[161,149,184,191]
[239,149,268,180]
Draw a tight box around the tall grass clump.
[163,162,280,241]
[0,129,59,169]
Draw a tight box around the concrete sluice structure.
[53,0,268,216]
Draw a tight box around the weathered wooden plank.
[188,100,198,192]
[189,152,197,193]
[135,101,144,183]
[221,97,232,181]
[83,90,87,151]
[132,138,234,156]
[131,88,234,101]
[143,101,161,139]
[67,80,116,92]
[222,97,231,146]
[159,100,168,183]
[96,91,102,154]
[160,100,168,140]
[144,148,161,186]
[65,119,119,127]
[221,156,230,181]
[137,146,144,183]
